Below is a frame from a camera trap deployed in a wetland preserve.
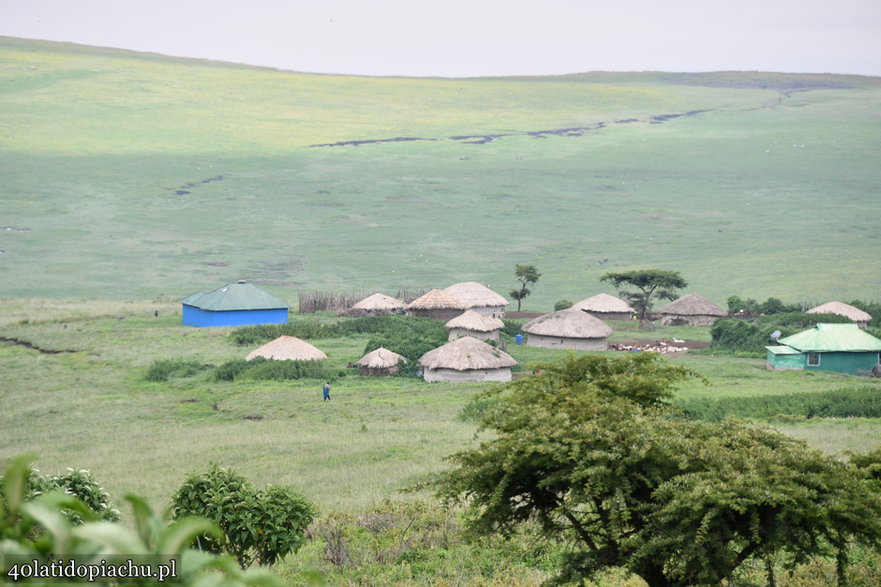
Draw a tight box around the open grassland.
[1,37,880,310]
[3,301,881,515]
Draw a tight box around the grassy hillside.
[1,36,880,311]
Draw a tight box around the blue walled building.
[182,280,289,327]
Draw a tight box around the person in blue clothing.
[322,382,331,401]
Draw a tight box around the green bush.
[213,356,338,382]
[675,386,881,422]
[171,464,316,569]
[2,466,120,525]
[1,456,286,586]
[144,358,205,382]
[710,311,853,355]
[553,299,573,311]
[362,316,448,363]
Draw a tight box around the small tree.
[600,269,687,319]
[172,464,316,568]
[510,264,541,312]
[435,353,881,586]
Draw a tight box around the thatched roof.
[445,310,504,332]
[443,282,509,308]
[356,347,407,369]
[522,308,613,338]
[807,301,872,322]
[659,293,726,317]
[245,336,327,361]
[571,293,635,313]
[351,293,407,312]
[407,289,466,310]
[418,336,517,371]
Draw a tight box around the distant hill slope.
[1,37,879,310]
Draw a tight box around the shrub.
[213,356,338,382]
[553,299,573,311]
[171,464,316,568]
[362,316,448,363]
[144,358,205,382]
[675,386,881,422]
[710,311,853,355]
[2,466,120,524]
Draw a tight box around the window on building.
[807,352,821,367]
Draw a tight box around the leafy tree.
[510,264,541,311]
[435,353,881,586]
[599,269,687,319]
[171,464,316,569]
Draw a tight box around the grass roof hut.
[181,280,288,327]
[245,335,327,361]
[418,336,517,383]
[356,347,407,377]
[406,288,466,322]
[347,293,407,317]
[445,310,505,342]
[658,293,727,326]
[443,282,509,318]
[522,308,613,350]
[807,301,872,329]
[571,293,636,321]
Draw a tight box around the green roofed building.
[766,323,881,375]
[181,280,289,327]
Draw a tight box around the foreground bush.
[1,456,285,586]
[435,353,881,586]
[171,464,316,569]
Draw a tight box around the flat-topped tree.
[600,269,687,319]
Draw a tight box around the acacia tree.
[436,353,881,586]
[600,269,687,319]
[510,264,540,312]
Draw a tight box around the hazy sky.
[1,0,880,77]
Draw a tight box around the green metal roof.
[777,323,881,352]
[181,281,289,311]
[765,345,802,355]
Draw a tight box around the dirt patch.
[506,311,543,319]
[0,336,81,354]
[168,175,224,196]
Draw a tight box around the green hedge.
[213,357,341,382]
[709,312,852,356]
[675,386,881,422]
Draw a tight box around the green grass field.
[1,37,880,309]
[2,37,881,584]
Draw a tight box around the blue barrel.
[515,334,523,345]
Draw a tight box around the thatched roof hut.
[807,301,872,329]
[355,347,407,376]
[347,293,407,317]
[406,289,466,321]
[419,336,517,383]
[443,282,509,318]
[245,335,327,361]
[658,293,726,326]
[445,310,505,342]
[522,308,613,350]
[571,293,636,321]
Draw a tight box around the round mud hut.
[445,309,505,342]
[658,293,727,326]
[347,293,407,317]
[443,282,509,318]
[571,293,636,321]
[245,335,327,361]
[522,308,613,350]
[355,347,407,376]
[406,289,466,321]
[807,301,872,330]
[418,336,517,383]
